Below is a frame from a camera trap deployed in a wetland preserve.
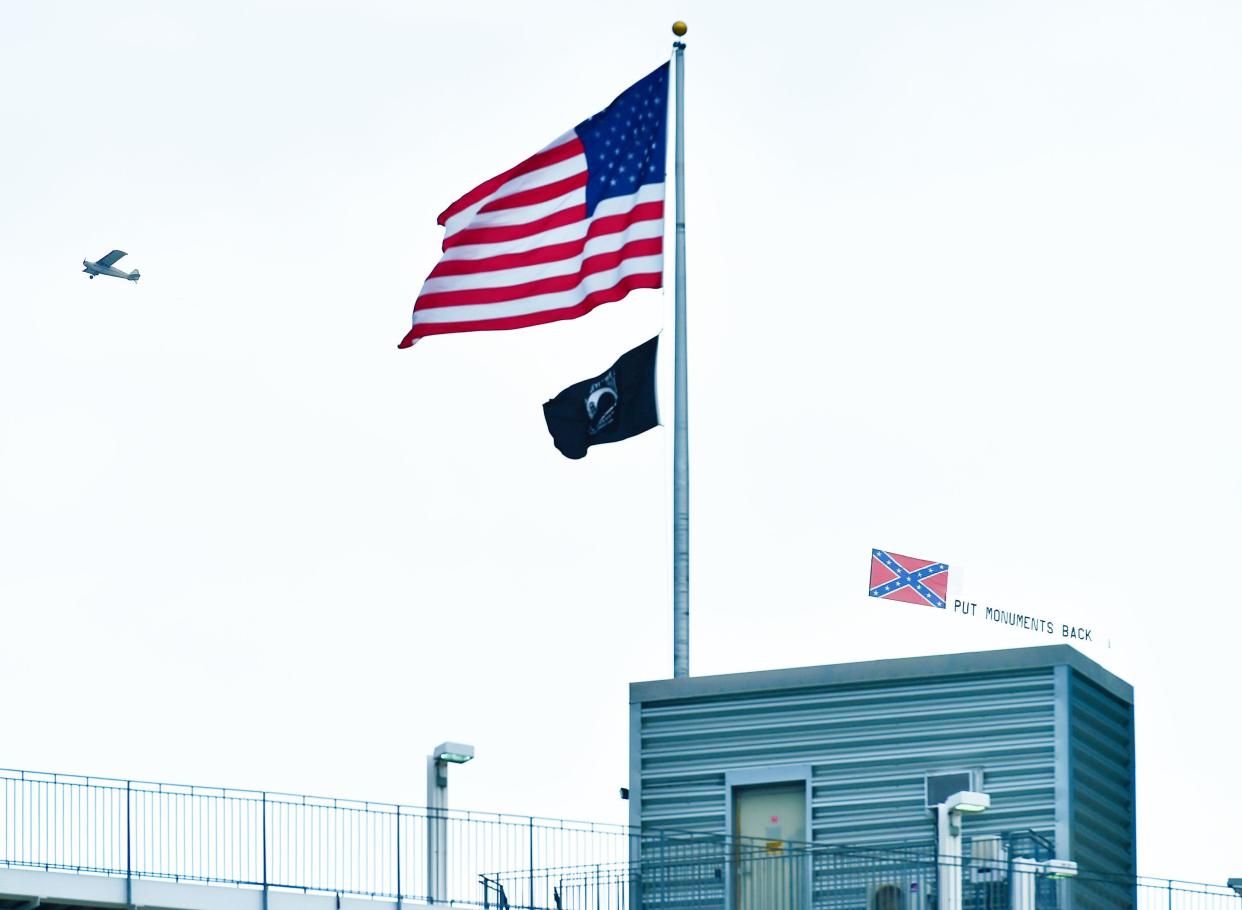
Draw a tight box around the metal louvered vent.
[925,771,974,807]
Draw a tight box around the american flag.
[399,64,669,347]
[868,549,950,609]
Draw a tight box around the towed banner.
[869,547,1102,646]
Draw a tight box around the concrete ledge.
[0,869,423,910]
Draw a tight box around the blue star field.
[575,63,669,217]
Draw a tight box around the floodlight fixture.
[427,741,476,904]
[1042,859,1079,879]
[433,742,475,764]
[944,791,991,814]
[1227,879,1242,898]
[1010,857,1079,910]
[936,789,991,910]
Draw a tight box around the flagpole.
[671,22,690,679]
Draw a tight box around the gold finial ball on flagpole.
[672,21,688,37]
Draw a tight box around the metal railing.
[1101,876,1240,910]
[483,845,1242,910]
[0,768,628,904]
[3,767,1239,910]
[483,839,943,910]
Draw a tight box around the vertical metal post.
[631,832,643,910]
[528,817,535,910]
[671,30,690,680]
[936,806,963,910]
[125,781,133,910]
[1010,859,1039,910]
[262,792,269,910]
[427,756,447,905]
[396,806,403,910]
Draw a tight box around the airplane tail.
[127,269,140,282]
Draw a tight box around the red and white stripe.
[399,131,664,347]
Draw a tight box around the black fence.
[3,768,1238,910]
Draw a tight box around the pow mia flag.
[542,337,659,459]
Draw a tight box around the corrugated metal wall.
[631,647,1136,891]
[1070,673,1137,910]
[636,666,1059,848]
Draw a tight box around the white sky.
[2,0,1240,886]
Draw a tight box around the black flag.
[542,337,659,459]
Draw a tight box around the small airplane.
[83,250,140,282]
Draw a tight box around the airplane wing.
[96,250,127,267]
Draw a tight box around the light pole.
[1009,858,1079,910]
[426,741,474,904]
[936,790,991,910]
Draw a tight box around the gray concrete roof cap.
[630,644,1132,705]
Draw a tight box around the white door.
[733,782,807,910]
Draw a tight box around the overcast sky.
[2,0,1240,885]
